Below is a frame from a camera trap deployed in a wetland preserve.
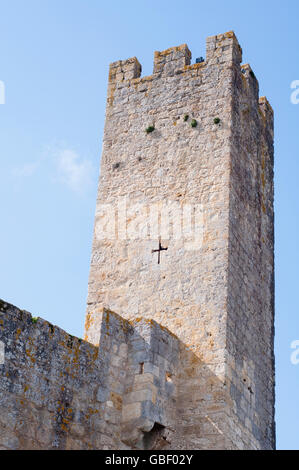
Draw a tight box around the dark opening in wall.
[139,362,144,374]
[142,422,166,450]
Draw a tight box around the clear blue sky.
[0,0,298,450]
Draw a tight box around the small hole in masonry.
[139,362,144,374]
[142,422,166,450]
[165,372,173,383]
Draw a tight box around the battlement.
[108,30,243,85]
[153,43,191,75]
[106,31,272,132]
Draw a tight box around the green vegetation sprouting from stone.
[31,317,38,324]
[183,114,189,122]
[190,119,197,128]
[213,117,221,125]
[145,125,155,134]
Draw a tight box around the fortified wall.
[0,301,180,449]
[0,300,234,449]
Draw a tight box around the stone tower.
[85,31,275,449]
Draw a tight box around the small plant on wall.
[190,119,197,128]
[146,125,155,134]
[213,117,221,125]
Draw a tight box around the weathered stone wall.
[224,62,275,449]
[0,300,110,449]
[0,301,180,449]
[86,31,275,449]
